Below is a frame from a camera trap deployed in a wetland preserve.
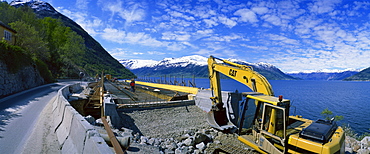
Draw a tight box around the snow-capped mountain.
[120,55,363,80]
[120,55,207,70]
[10,0,57,13]
[120,55,296,80]
[121,55,276,70]
[120,59,158,70]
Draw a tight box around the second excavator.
[207,56,345,154]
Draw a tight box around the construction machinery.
[207,56,345,154]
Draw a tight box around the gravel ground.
[118,105,210,139]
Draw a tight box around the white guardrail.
[52,83,113,154]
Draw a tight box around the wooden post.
[100,71,105,118]
[101,117,124,154]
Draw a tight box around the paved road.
[0,81,79,154]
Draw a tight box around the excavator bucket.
[207,109,235,131]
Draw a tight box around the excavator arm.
[208,56,274,104]
[208,56,274,96]
[207,56,278,130]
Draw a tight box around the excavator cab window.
[262,105,272,131]
[238,97,258,134]
[261,103,286,148]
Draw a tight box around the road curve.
[0,81,80,154]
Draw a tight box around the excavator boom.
[208,56,274,97]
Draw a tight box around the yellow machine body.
[207,56,345,154]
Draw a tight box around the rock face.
[0,61,44,97]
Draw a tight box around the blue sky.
[9,0,370,73]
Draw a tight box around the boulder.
[357,148,370,154]
[361,136,370,147]
[196,142,206,151]
[194,133,210,144]
[183,138,194,146]
[140,136,149,145]
[84,115,95,125]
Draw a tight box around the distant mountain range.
[120,55,368,81]
[287,71,359,80]
[120,55,296,80]
[344,67,370,81]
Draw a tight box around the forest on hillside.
[0,2,135,80]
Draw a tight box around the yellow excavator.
[207,56,345,153]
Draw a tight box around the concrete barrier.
[52,84,113,154]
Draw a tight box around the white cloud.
[268,34,299,45]
[99,0,146,25]
[234,8,258,23]
[203,17,219,27]
[132,52,144,55]
[101,28,126,43]
[101,28,164,47]
[168,10,195,21]
[182,42,198,49]
[120,5,146,23]
[190,6,217,19]
[108,48,129,57]
[192,49,213,55]
[205,33,242,42]
[309,0,341,14]
[57,8,102,36]
[196,29,213,35]
[75,0,89,11]
[240,44,268,50]
[108,48,146,59]
[162,32,191,41]
[166,42,186,51]
[218,15,237,28]
[148,51,166,55]
[262,14,281,26]
[251,6,269,15]
[295,16,323,36]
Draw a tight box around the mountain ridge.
[120,55,297,80]
[344,67,370,81]
[121,55,367,81]
[288,71,359,80]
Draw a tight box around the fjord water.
[193,79,370,134]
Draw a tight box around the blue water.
[137,77,370,134]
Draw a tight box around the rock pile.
[86,115,246,154]
[133,129,216,154]
[125,127,256,154]
[88,114,370,154]
[345,136,370,154]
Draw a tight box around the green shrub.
[34,58,54,83]
[0,41,32,73]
